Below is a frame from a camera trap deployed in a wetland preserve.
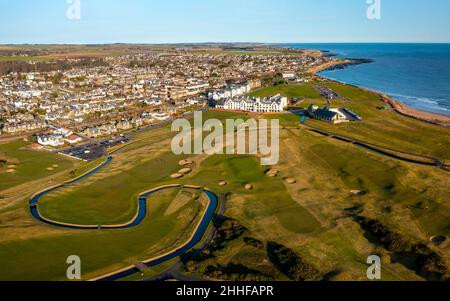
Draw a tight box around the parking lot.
[59,136,129,161]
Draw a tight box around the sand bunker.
[351,190,366,196]
[179,168,192,175]
[179,159,194,166]
[266,169,280,177]
[46,167,54,171]
[218,181,228,186]
[286,178,297,184]
[170,173,184,179]
[6,169,15,173]
[245,184,253,191]
[430,235,447,245]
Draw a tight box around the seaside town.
[2,0,450,286]
[0,48,337,159]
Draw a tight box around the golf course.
[0,82,449,281]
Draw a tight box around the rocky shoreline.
[321,58,374,71]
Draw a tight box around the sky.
[0,0,449,44]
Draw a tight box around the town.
[0,46,336,160]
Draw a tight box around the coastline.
[309,51,450,128]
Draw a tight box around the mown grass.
[0,140,75,192]
[249,82,450,160]
[191,155,321,235]
[38,152,182,225]
[248,84,321,99]
[310,81,450,160]
[0,104,448,281]
[306,143,401,198]
[0,186,204,280]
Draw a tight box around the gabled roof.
[312,108,337,119]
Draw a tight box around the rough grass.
[0,102,449,281]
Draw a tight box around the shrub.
[244,237,265,250]
[267,241,321,281]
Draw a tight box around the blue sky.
[0,0,449,44]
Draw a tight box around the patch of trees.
[182,216,324,281]
[182,216,254,278]
[266,241,321,281]
[127,60,158,68]
[243,237,265,250]
[354,216,448,281]
[0,58,109,75]
[0,50,49,57]
[192,216,248,261]
[203,263,274,281]
[353,216,412,252]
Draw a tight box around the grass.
[0,140,75,192]
[0,186,204,280]
[309,81,450,160]
[0,98,448,281]
[191,155,321,235]
[249,82,450,160]
[306,143,401,198]
[0,56,53,62]
[38,152,182,225]
[0,50,124,62]
[248,84,321,99]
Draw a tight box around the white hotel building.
[216,94,288,113]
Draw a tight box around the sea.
[278,43,450,116]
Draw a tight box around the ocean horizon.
[278,43,450,116]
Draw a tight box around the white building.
[153,113,170,120]
[208,83,251,101]
[216,94,288,113]
[37,134,65,147]
[64,135,83,144]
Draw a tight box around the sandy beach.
[308,51,450,128]
[308,58,352,74]
[380,93,450,127]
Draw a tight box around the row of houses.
[81,112,170,138]
[208,80,261,101]
[1,120,47,134]
[216,94,288,113]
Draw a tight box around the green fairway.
[0,140,75,192]
[310,81,450,160]
[38,152,183,225]
[0,185,205,280]
[307,143,401,198]
[0,105,448,281]
[248,84,321,99]
[188,155,321,234]
[249,82,450,160]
